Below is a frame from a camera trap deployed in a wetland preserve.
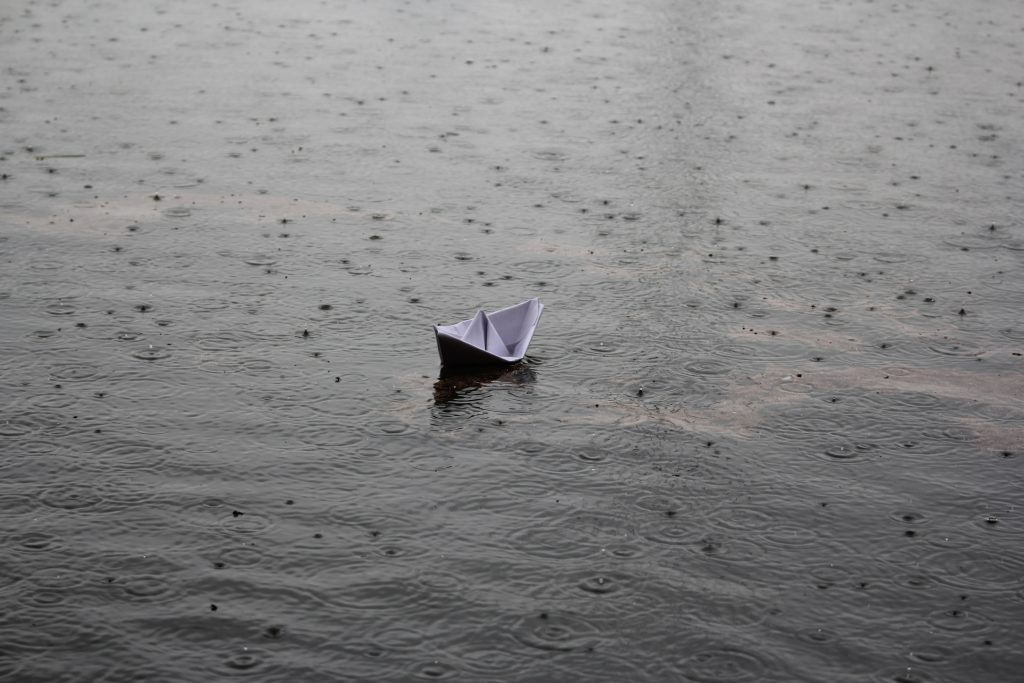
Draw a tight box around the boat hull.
[434,332,521,374]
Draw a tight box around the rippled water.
[1,0,1022,680]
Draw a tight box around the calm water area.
[1,0,1022,680]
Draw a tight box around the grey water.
[1,0,1022,681]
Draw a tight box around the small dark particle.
[75,322,86,328]
[665,510,676,517]
[279,218,289,224]
[732,302,740,309]
[905,530,916,537]
[923,297,934,303]
[713,217,724,225]
[958,308,966,316]
[539,612,549,620]
[637,387,644,397]
[152,194,161,201]
[984,516,998,525]
[286,499,294,505]
[214,561,225,569]
[368,234,382,240]
[302,329,309,337]
[210,604,218,611]
[768,256,778,261]
[334,376,340,383]
[313,533,322,539]
[265,626,282,639]
[135,304,151,312]
[319,304,332,310]
[231,510,243,518]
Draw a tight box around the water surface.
[1,0,1022,681]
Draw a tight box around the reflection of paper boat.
[434,298,543,373]
[433,364,536,403]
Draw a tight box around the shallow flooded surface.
[1,0,1023,680]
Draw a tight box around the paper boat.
[434,298,543,373]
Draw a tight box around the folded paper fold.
[434,298,543,373]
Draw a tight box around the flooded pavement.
[1,0,1022,680]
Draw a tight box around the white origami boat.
[434,298,544,373]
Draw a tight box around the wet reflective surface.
[1,0,1022,680]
